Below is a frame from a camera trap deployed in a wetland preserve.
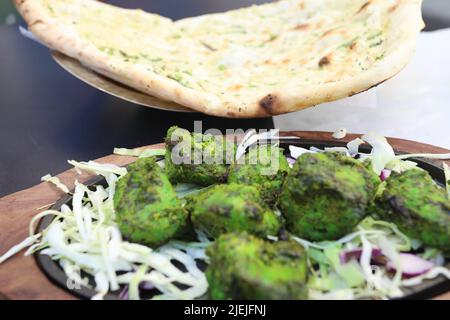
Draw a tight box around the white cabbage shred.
[113,147,165,158]
[347,138,364,156]
[360,133,396,175]
[443,163,450,201]
[235,129,289,161]
[289,145,314,159]
[41,174,70,194]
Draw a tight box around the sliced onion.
[118,285,129,300]
[286,156,296,167]
[380,169,392,181]
[41,174,70,194]
[386,253,434,277]
[339,248,383,264]
[140,281,155,291]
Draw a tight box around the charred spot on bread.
[259,94,278,114]
[389,1,400,13]
[292,23,309,31]
[321,29,335,38]
[318,55,331,67]
[357,1,372,14]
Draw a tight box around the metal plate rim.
[51,52,195,114]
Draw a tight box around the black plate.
[35,139,450,300]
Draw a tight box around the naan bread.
[15,0,424,118]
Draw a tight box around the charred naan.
[15,0,424,117]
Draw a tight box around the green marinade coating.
[206,232,308,300]
[164,126,235,186]
[228,145,290,205]
[113,157,189,247]
[190,183,281,238]
[374,169,450,252]
[278,152,379,241]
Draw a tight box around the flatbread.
[15,0,424,118]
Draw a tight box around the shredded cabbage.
[235,129,257,161]
[68,160,127,177]
[444,163,450,201]
[385,159,418,173]
[293,217,449,299]
[0,235,40,264]
[347,138,364,156]
[41,174,70,194]
[361,133,396,175]
[235,129,283,161]
[128,265,148,300]
[113,148,165,158]
[289,145,314,159]
[310,146,325,153]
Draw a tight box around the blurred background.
[0,0,449,197]
[1,0,450,28]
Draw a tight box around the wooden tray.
[0,131,449,300]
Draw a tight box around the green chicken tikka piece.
[114,157,189,247]
[190,183,281,238]
[206,232,308,300]
[374,169,450,252]
[164,126,235,186]
[278,152,380,241]
[228,145,290,205]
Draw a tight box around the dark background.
[0,1,449,197]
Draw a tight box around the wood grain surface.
[0,131,448,300]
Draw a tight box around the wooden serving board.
[0,131,449,300]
